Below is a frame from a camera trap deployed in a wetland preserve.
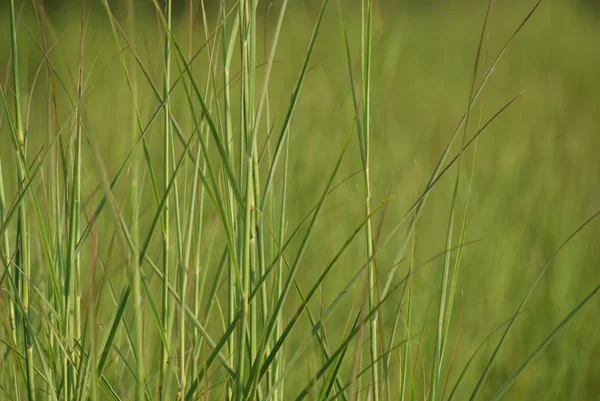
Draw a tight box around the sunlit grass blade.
[150,0,243,207]
[7,0,35,397]
[256,197,390,384]
[292,275,419,401]
[244,119,349,400]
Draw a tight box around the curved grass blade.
[150,0,243,207]
[489,282,600,401]
[255,198,391,385]
[325,328,437,401]
[291,277,413,401]
[381,0,543,300]
[244,115,349,400]
[468,208,600,401]
[445,310,528,401]
[431,3,492,399]
[272,238,480,401]
[260,0,331,208]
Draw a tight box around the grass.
[1,0,600,400]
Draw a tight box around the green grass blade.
[381,0,542,299]
[489,283,600,401]
[260,0,331,208]
[468,208,600,401]
[244,118,349,399]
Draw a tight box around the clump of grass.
[1,0,599,400]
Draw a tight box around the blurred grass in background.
[1,0,599,400]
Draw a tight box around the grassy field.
[1,0,599,400]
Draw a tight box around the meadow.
[1,0,599,400]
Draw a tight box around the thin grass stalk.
[236,8,257,394]
[252,176,264,398]
[168,58,185,401]
[172,134,186,400]
[258,0,330,209]
[273,129,289,401]
[336,3,369,399]
[2,45,81,397]
[236,164,253,401]
[180,134,204,400]
[248,0,288,148]
[263,14,287,397]
[252,148,266,400]
[0,100,63,401]
[191,199,205,384]
[99,0,163,216]
[35,3,62,399]
[154,53,238,293]
[160,0,173,398]
[73,0,87,380]
[242,2,259,380]
[221,5,240,399]
[272,231,360,401]
[88,248,98,401]
[0,80,17,393]
[93,10,182,396]
[189,0,199,386]
[0,161,21,401]
[264,12,276,398]
[190,0,206,387]
[165,45,188,396]
[237,1,248,302]
[400,211,416,401]
[250,29,271,401]
[124,0,146,398]
[247,55,345,401]
[431,215,454,401]
[360,0,378,399]
[157,0,238,390]
[263,207,358,401]
[250,131,356,400]
[78,7,236,226]
[336,0,363,164]
[243,0,259,373]
[1,19,66,293]
[189,0,226,385]
[240,0,259,397]
[431,5,490,400]
[252,3,290,397]
[185,176,386,400]
[23,8,56,398]
[261,199,390,390]
[8,0,35,398]
[178,4,217,392]
[0,161,17,358]
[289,272,418,401]
[150,19,245,210]
[85,120,230,384]
[440,40,489,396]
[95,4,161,397]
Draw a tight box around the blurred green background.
[1,0,599,399]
